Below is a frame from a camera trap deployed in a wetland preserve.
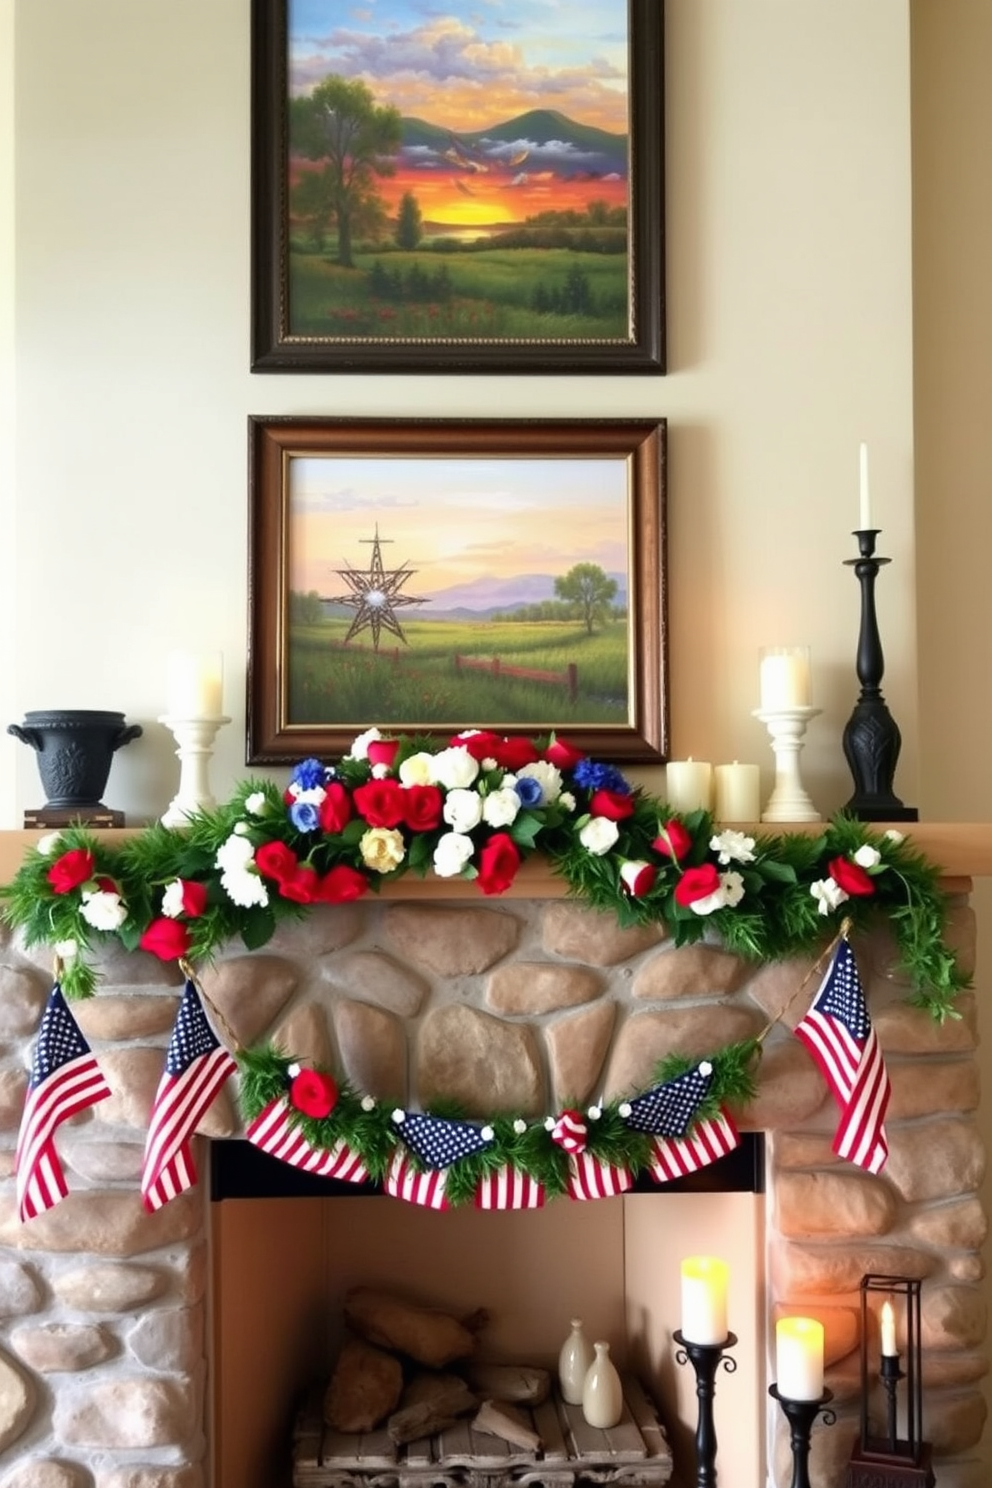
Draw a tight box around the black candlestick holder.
[770,1385,835,1488]
[673,1330,737,1487]
[842,530,917,822]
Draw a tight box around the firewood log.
[472,1398,543,1452]
[387,1373,478,1444]
[344,1286,480,1368]
[323,1336,404,1433]
[464,1363,550,1405]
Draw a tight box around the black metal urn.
[8,709,143,822]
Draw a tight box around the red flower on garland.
[543,737,585,770]
[619,860,657,896]
[402,784,444,832]
[353,778,406,828]
[653,820,692,861]
[828,856,876,897]
[313,864,369,903]
[451,729,502,761]
[674,862,721,907]
[255,840,298,884]
[47,847,95,894]
[289,1067,338,1118]
[139,917,192,961]
[279,865,319,904]
[477,833,521,895]
[167,879,208,918]
[318,782,353,834]
[589,788,635,822]
[367,738,400,770]
[493,736,540,770]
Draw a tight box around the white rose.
[36,832,62,857]
[443,788,483,833]
[215,833,255,873]
[433,831,476,877]
[359,827,406,873]
[810,877,849,916]
[430,747,481,790]
[161,880,187,919]
[516,760,563,804]
[578,816,620,856]
[482,787,521,828]
[399,751,437,786]
[80,890,128,931]
[719,870,745,907]
[853,844,882,869]
[244,791,267,817]
[346,727,383,761]
[884,828,905,844]
[709,830,756,866]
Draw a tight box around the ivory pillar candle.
[880,1300,897,1357]
[665,758,713,813]
[775,1317,824,1401]
[680,1256,729,1345]
[759,647,811,711]
[714,762,760,822]
[859,442,873,530]
[167,650,224,718]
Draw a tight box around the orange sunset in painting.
[285,0,634,341]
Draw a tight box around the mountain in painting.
[399,109,628,184]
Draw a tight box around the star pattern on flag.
[624,1062,714,1137]
[393,1110,493,1170]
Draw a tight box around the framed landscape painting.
[247,416,668,762]
[250,0,665,374]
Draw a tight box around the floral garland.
[0,726,966,1022]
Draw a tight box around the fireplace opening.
[208,1138,767,1488]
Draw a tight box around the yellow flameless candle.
[665,758,713,813]
[680,1256,729,1345]
[775,1316,824,1400]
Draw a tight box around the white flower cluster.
[215,833,269,908]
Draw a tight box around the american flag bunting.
[794,937,890,1174]
[140,979,237,1211]
[245,1097,368,1183]
[474,1166,546,1210]
[393,1110,492,1169]
[647,1111,740,1184]
[384,1149,450,1209]
[566,1151,633,1201]
[16,984,112,1221]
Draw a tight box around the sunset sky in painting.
[288,456,629,605]
[288,0,630,225]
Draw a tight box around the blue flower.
[572,759,632,794]
[290,758,328,791]
[289,800,320,833]
[514,776,544,808]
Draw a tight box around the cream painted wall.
[3,0,918,827]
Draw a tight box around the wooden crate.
[293,1374,673,1488]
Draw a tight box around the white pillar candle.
[880,1300,897,1356]
[167,650,224,718]
[759,647,811,711]
[775,1317,824,1401]
[665,759,713,813]
[859,442,873,530]
[680,1256,729,1345]
[714,762,761,822]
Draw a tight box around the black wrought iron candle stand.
[769,1386,835,1488]
[842,530,917,822]
[673,1330,737,1488]
[846,1274,934,1487]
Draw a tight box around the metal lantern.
[846,1274,934,1487]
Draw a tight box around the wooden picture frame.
[247,416,668,763]
[250,0,665,375]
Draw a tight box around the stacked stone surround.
[0,880,986,1488]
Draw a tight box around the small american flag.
[384,1149,450,1209]
[474,1166,546,1210]
[16,984,112,1221]
[647,1111,740,1184]
[795,938,890,1173]
[140,979,237,1211]
[625,1063,718,1136]
[566,1152,633,1201]
[246,1097,368,1183]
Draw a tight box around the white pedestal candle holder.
[159,714,231,828]
[752,706,822,823]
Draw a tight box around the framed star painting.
[250,0,665,374]
[246,415,669,763]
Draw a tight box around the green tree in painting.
[554,563,618,635]
[395,191,423,251]
[289,76,402,269]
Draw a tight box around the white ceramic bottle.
[558,1318,595,1404]
[581,1340,624,1428]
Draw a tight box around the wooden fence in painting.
[454,654,578,703]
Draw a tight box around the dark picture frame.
[250,0,665,375]
[247,416,668,763]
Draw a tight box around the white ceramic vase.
[558,1318,595,1405]
[581,1340,623,1428]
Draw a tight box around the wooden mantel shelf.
[2,823,992,896]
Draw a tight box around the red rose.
[318,782,353,834]
[353,778,406,828]
[619,860,657,896]
[47,847,95,894]
[543,737,585,770]
[828,856,875,897]
[139,916,191,961]
[403,783,444,832]
[255,840,298,884]
[674,863,721,907]
[367,738,400,770]
[589,788,635,822]
[290,1068,339,1118]
[313,864,369,903]
[176,879,208,917]
[451,730,501,761]
[653,820,693,861]
[279,864,318,903]
[493,736,540,770]
[476,832,521,895]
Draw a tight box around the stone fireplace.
[0,836,988,1488]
